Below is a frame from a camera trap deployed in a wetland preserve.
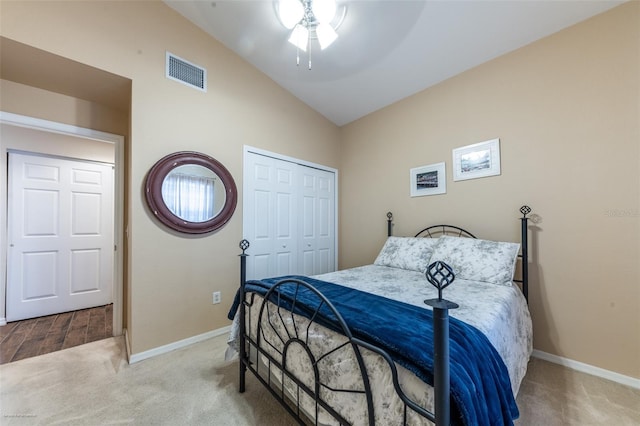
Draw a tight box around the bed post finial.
[425,261,457,303]
[520,205,531,218]
[387,212,393,237]
[424,261,458,426]
[239,239,250,254]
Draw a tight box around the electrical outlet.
[212,291,221,304]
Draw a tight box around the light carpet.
[1,334,638,425]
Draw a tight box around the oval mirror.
[144,151,237,234]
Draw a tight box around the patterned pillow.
[427,235,520,285]
[374,237,441,273]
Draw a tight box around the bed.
[227,206,533,425]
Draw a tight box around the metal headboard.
[385,206,532,302]
[414,225,477,239]
[386,212,477,239]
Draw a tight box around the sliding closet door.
[244,153,298,280]
[243,150,336,280]
[298,166,335,275]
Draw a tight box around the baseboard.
[532,349,640,390]
[128,325,231,364]
[0,317,6,326]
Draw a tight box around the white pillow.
[427,235,519,285]
[374,237,441,273]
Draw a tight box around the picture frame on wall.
[452,138,501,181]
[410,162,446,197]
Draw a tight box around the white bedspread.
[228,264,533,425]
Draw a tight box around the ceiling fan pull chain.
[308,27,312,70]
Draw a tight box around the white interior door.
[6,152,114,321]
[243,149,336,280]
[299,166,335,275]
[244,153,298,280]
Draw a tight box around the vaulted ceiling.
[166,1,624,126]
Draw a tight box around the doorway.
[0,112,124,337]
[6,152,114,321]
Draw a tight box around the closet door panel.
[298,167,335,275]
[273,162,297,276]
[244,153,298,279]
[245,156,272,279]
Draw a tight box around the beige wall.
[340,3,639,378]
[0,122,116,164]
[0,0,341,354]
[0,80,129,137]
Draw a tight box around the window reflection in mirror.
[161,165,226,223]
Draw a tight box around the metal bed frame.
[236,206,532,425]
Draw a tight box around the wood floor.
[0,304,113,365]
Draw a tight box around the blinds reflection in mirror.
[161,172,216,222]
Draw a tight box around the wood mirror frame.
[144,151,237,234]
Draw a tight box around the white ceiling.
[165,0,624,126]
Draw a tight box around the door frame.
[0,112,124,336]
[242,145,339,271]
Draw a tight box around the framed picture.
[452,138,501,181]
[410,162,446,197]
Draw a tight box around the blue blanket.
[230,275,519,426]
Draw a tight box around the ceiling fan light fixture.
[316,23,338,50]
[277,0,344,68]
[312,0,337,24]
[278,0,304,29]
[288,23,309,51]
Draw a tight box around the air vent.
[166,52,207,92]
